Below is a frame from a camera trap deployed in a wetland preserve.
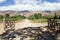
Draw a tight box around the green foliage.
[41,16,54,19]
[0,15,3,22]
[28,13,60,20]
[5,15,26,21]
[28,13,42,19]
[30,19,47,23]
[56,15,60,19]
[5,14,9,17]
[28,15,34,20]
[34,14,42,19]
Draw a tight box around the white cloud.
[42,1,60,11]
[13,0,39,5]
[0,0,60,11]
[0,0,6,2]
[0,4,41,11]
[58,0,60,2]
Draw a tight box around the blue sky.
[0,0,60,11]
[44,0,58,2]
[0,0,15,6]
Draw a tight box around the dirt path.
[15,19,47,30]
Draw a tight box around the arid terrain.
[15,19,47,29]
[0,19,47,34]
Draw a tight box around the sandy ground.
[0,23,5,34]
[0,19,47,34]
[15,19,47,30]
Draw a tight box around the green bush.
[5,14,9,17]
[28,13,42,19]
[0,15,3,22]
[34,14,42,19]
[5,15,26,21]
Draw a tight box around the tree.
[34,14,42,19]
[5,14,9,17]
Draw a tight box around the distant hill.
[42,10,52,13]
[17,10,30,13]
[0,10,60,16]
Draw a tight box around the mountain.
[42,10,52,13]
[0,10,60,16]
[17,10,30,13]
